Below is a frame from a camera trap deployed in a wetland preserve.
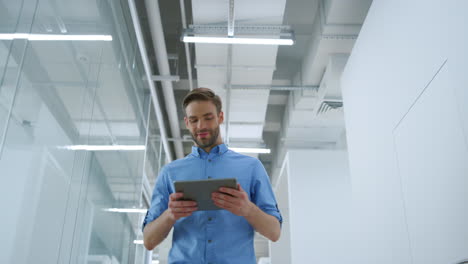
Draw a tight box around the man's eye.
[190,119,197,123]
[206,117,213,120]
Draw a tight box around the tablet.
[173,178,238,211]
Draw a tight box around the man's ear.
[218,111,224,124]
[184,116,189,128]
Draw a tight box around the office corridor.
[0,0,467,263]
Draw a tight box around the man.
[143,88,282,264]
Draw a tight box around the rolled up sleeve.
[142,166,170,231]
[250,160,283,226]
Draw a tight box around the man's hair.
[182,88,222,115]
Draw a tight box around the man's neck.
[198,138,223,154]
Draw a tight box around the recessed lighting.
[0,33,112,41]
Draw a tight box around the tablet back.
[174,178,237,211]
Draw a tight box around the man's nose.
[197,119,206,129]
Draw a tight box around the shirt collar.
[191,143,229,157]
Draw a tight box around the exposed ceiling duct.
[191,0,288,159]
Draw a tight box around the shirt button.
[208,217,212,221]
[208,240,212,243]
[208,176,212,179]
[208,159,212,162]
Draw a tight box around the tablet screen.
[173,178,237,211]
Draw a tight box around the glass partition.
[0,0,159,263]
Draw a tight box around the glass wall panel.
[0,0,158,263]
[0,1,27,153]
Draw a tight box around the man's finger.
[213,200,233,209]
[172,206,197,213]
[218,187,242,197]
[212,194,237,208]
[170,192,184,201]
[170,200,197,208]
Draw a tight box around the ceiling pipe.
[224,45,232,146]
[145,0,185,159]
[179,0,194,91]
[128,0,173,161]
[227,0,235,37]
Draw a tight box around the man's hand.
[211,184,254,217]
[167,192,198,221]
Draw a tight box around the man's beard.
[190,126,220,149]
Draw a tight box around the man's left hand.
[211,184,254,217]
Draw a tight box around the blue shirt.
[143,144,282,264]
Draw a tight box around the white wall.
[282,150,351,264]
[270,159,291,264]
[341,1,468,264]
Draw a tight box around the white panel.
[0,150,34,264]
[340,1,459,263]
[449,1,468,148]
[342,0,447,129]
[26,156,69,263]
[270,159,291,264]
[286,150,352,264]
[394,65,468,263]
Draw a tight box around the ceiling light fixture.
[182,35,293,45]
[181,24,295,46]
[133,240,144,245]
[0,33,113,41]
[103,208,147,213]
[61,145,145,151]
[229,147,271,154]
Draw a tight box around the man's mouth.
[197,132,209,138]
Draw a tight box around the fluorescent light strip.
[133,240,144,245]
[61,145,145,151]
[0,33,112,41]
[182,36,293,45]
[229,147,271,154]
[104,208,147,213]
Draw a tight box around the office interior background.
[0,0,467,263]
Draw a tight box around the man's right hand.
[167,192,198,221]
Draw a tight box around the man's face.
[184,100,224,149]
